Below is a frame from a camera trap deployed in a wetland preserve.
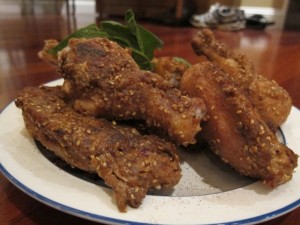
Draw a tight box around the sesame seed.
[155,185,161,190]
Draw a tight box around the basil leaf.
[49,9,164,70]
[100,10,163,70]
[138,25,163,60]
[125,10,144,53]
[125,10,164,61]
[100,21,139,50]
[173,57,192,67]
[48,24,106,54]
[131,48,152,71]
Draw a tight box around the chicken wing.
[180,61,298,187]
[15,86,181,211]
[191,29,292,129]
[58,38,206,146]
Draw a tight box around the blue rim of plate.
[1,162,300,225]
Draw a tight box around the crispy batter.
[15,86,181,212]
[181,62,298,187]
[191,29,292,129]
[58,38,206,146]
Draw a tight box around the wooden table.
[0,12,300,225]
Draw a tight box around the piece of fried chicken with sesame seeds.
[191,29,292,130]
[57,38,206,146]
[180,61,298,187]
[15,86,181,212]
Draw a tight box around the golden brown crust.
[191,29,292,129]
[15,86,181,211]
[181,62,298,187]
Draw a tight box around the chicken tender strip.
[15,86,181,212]
[191,29,292,129]
[181,62,298,187]
[58,38,206,146]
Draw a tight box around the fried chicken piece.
[180,62,298,187]
[152,57,190,88]
[58,38,206,146]
[15,86,181,212]
[38,39,59,66]
[191,29,292,129]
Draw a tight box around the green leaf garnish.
[49,9,163,70]
[173,57,192,67]
[48,24,106,54]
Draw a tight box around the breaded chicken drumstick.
[56,38,206,146]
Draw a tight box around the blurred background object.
[285,0,300,29]
[0,0,298,30]
[189,3,246,31]
[94,0,297,30]
[20,0,75,15]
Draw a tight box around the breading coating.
[191,29,292,129]
[58,38,206,146]
[15,86,181,212]
[181,62,298,187]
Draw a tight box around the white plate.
[1,79,300,225]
